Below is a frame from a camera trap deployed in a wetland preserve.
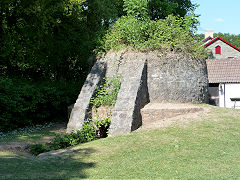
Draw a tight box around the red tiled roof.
[204,37,240,52]
[206,59,240,83]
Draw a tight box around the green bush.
[98,15,207,58]
[0,77,83,132]
[30,144,50,156]
[30,117,111,155]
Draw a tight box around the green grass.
[1,105,240,179]
[0,123,65,144]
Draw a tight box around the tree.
[214,33,240,48]
[148,0,196,20]
[0,0,124,80]
[1,0,198,80]
[98,0,207,58]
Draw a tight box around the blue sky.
[192,0,240,35]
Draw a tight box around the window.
[216,46,221,54]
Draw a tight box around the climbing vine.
[90,76,121,108]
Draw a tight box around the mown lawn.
[0,105,240,179]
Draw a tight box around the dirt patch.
[0,123,67,156]
[139,104,211,130]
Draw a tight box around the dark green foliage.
[1,0,87,80]
[0,77,83,132]
[148,0,196,20]
[0,0,124,80]
[29,117,111,155]
[30,144,50,156]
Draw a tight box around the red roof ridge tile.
[204,37,240,52]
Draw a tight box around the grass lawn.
[0,104,240,179]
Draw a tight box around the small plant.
[87,117,111,138]
[90,76,121,108]
[30,144,50,156]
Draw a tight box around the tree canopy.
[1,0,199,81]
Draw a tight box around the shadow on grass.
[0,122,67,144]
[0,147,96,179]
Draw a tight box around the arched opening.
[216,46,221,54]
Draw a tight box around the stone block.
[66,61,106,133]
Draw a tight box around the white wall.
[219,83,240,109]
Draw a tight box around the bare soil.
[140,104,211,130]
[0,123,67,156]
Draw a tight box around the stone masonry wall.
[147,53,209,103]
[100,51,150,135]
[108,59,149,135]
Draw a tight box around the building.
[204,30,240,109]
[207,59,240,109]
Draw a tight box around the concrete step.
[141,103,203,125]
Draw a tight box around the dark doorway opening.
[209,83,219,106]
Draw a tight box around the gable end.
[205,37,240,52]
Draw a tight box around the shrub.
[30,144,50,156]
[98,15,208,58]
[0,77,83,132]
[29,117,111,155]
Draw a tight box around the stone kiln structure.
[67,51,208,135]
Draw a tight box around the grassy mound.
[0,104,240,179]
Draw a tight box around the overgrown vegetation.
[30,76,120,155]
[97,0,207,58]
[90,76,121,108]
[0,77,83,132]
[1,0,200,131]
[30,117,111,155]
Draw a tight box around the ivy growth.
[90,76,121,108]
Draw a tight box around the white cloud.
[215,18,224,22]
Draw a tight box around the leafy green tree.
[0,0,124,80]
[148,0,196,20]
[214,33,240,48]
[1,0,198,80]
[123,0,149,20]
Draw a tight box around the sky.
[192,0,240,35]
